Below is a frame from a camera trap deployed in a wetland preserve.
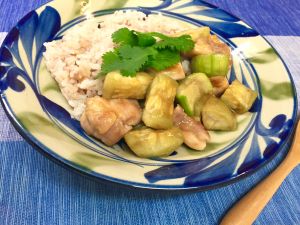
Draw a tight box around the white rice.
[43,11,189,120]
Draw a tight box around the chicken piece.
[108,99,142,125]
[210,76,229,97]
[210,35,231,56]
[173,105,210,151]
[80,96,142,146]
[184,36,213,58]
[184,34,231,58]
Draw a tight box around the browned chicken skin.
[210,76,229,97]
[184,34,231,58]
[210,35,231,56]
[173,105,210,150]
[80,96,142,146]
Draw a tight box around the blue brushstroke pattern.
[140,0,172,10]
[269,114,287,131]
[187,9,239,22]
[184,139,246,186]
[3,28,26,72]
[155,10,259,39]
[0,47,14,66]
[0,66,8,91]
[140,0,256,39]
[6,67,26,92]
[278,119,293,140]
[17,12,38,71]
[239,114,290,174]
[256,114,287,136]
[199,20,259,38]
[237,134,262,174]
[35,7,61,56]
[170,1,205,11]
[145,155,219,183]
[39,95,83,134]
[263,138,279,159]
[192,0,216,8]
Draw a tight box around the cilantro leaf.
[146,32,194,52]
[153,35,194,52]
[101,45,155,77]
[118,45,156,59]
[147,32,168,40]
[146,49,180,71]
[112,28,137,46]
[101,51,123,75]
[135,32,156,47]
[118,45,154,76]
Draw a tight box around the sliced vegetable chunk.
[221,80,258,114]
[194,94,211,119]
[176,73,213,116]
[124,127,183,158]
[102,71,153,99]
[202,96,237,131]
[142,74,178,129]
[191,54,230,77]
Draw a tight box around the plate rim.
[0,0,298,191]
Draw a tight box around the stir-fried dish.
[79,27,257,158]
[44,12,257,158]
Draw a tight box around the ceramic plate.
[0,0,297,190]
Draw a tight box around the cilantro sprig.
[100,28,194,77]
[101,45,156,76]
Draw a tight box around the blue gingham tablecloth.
[0,1,299,225]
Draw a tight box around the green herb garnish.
[100,28,194,77]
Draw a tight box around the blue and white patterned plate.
[0,0,297,190]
